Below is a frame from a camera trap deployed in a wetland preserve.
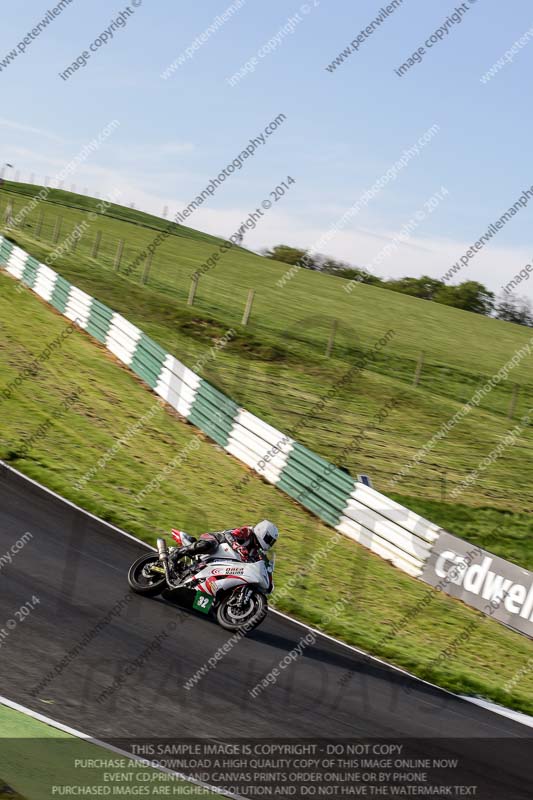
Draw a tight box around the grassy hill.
[1,268,532,715]
[1,181,533,570]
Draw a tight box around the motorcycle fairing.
[181,558,270,596]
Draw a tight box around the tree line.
[264,245,533,327]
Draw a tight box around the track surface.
[0,464,531,798]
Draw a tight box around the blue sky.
[2,0,533,298]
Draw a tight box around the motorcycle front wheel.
[216,588,268,633]
[128,553,166,597]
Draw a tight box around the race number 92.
[193,591,213,614]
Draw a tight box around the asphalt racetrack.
[0,463,531,798]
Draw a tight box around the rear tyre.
[216,589,268,633]
[128,554,166,597]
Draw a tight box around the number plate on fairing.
[193,591,214,614]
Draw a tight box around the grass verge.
[0,703,226,799]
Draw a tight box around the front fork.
[156,537,182,589]
[230,586,253,609]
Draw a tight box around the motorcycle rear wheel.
[128,554,166,596]
[216,589,267,633]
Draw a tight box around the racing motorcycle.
[127,530,274,633]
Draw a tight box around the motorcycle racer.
[128,521,277,631]
[169,520,278,573]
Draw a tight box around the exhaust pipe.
[156,538,168,564]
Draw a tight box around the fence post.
[4,201,14,227]
[242,289,255,326]
[413,351,425,387]
[114,239,125,272]
[440,473,447,502]
[35,210,44,239]
[52,216,62,244]
[325,319,338,358]
[141,251,154,285]
[70,229,79,253]
[91,231,102,259]
[187,273,199,306]
[508,383,519,420]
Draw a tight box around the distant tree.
[261,245,498,320]
[317,256,350,274]
[385,275,444,300]
[327,266,383,285]
[434,281,495,315]
[263,244,320,270]
[494,293,533,326]
[279,250,383,284]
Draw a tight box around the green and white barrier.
[227,409,294,485]
[5,236,532,636]
[155,355,201,418]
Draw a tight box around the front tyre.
[128,554,166,597]
[216,588,268,633]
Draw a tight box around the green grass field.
[0,704,226,799]
[1,269,532,715]
[1,182,532,569]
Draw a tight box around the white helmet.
[253,520,279,551]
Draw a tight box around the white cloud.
[111,142,195,164]
[0,118,65,144]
